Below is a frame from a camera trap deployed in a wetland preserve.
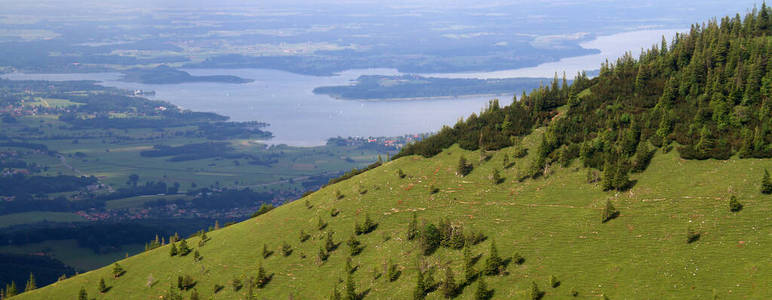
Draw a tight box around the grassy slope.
[15,129,771,299]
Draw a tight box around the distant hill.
[11,5,772,300]
[120,66,253,84]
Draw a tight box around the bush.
[729,196,743,212]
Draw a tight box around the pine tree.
[457,156,473,176]
[440,266,457,298]
[729,195,743,212]
[483,240,502,275]
[299,229,310,242]
[343,272,357,300]
[282,242,293,256]
[347,234,362,256]
[318,216,328,230]
[528,281,541,300]
[5,281,17,297]
[549,275,560,288]
[113,263,125,278]
[262,243,272,258]
[98,278,108,293]
[474,272,489,300]
[762,169,772,194]
[193,249,201,262]
[601,159,615,191]
[329,283,342,300]
[178,239,191,256]
[463,242,476,282]
[256,261,268,288]
[407,212,418,240]
[413,265,426,300]
[318,247,329,262]
[169,242,178,256]
[512,252,524,265]
[78,286,88,300]
[24,273,36,292]
[491,168,502,184]
[601,200,618,223]
[325,231,336,252]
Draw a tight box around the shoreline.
[321,92,515,102]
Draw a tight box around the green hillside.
[8,5,772,300]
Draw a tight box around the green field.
[15,127,771,299]
[0,212,85,228]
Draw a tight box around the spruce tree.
[347,234,362,256]
[169,242,178,256]
[282,242,293,256]
[190,289,200,300]
[440,266,458,298]
[413,266,426,300]
[299,229,310,242]
[729,195,743,212]
[549,275,560,288]
[5,282,17,298]
[256,261,268,288]
[601,200,618,223]
[343,272,357,300]
[178,239,191,256]
[329,284,342,300]
[463,242,476,282]
[528,281,541,300]
[325,231,336,252]
[78,286,87,300]
[474,272,489,300]
[113,263,125,278]
[407,212,418,240]
[483,240,502,275]
[98,278,108,293]
[24,273,36,292]
[262,243,272,258]
[457,156,473,176]
[601,159,615,191]
[387,259,400,282]
[762,169,772,194]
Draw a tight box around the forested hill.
[8,6,772,300]
[397,5,772,179]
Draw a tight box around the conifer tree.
[347,234,362,256]
[178,239,191,256]
[491,168,502,184]
[318,247,330,262]
[282,242,293,256]
[440,266,458,298]
[512,252,524,265]
[325,231,336,252]
[193,249,201,262]
[483,240,502,275]
[343,272,357,300]
[474,272,490,300]
[729,195,743,212]
[318,216,328,230]
[601,200,618,223]
[463,243,476,282]
[5,282,17,298]
[550,275,560,288]
[24,273,36,292]
[299,229,311,242]
[329,284,342,300]
[169,242,178,256]
[528,281,541,300]
[256,261,268,288]
[601,159,615,191]
[407,212,418,240]
[262,243,272,258]
[387,259,400,282]
[113,263,125,278]
[762,169,772,194]
[457,156,473,176]
[413,265,426,300]
[190,288,200,300]
[78,286,87,300]
[98,278,108,293]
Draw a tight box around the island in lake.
[120,65,253,84]
[313,74,554,100]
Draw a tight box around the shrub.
[729,196,743,212]
[251,203,275,218]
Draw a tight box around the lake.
[2,29,683,146]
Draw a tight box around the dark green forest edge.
[397,7,772,181]
[120,66,253,85]
[4,5,772,300]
